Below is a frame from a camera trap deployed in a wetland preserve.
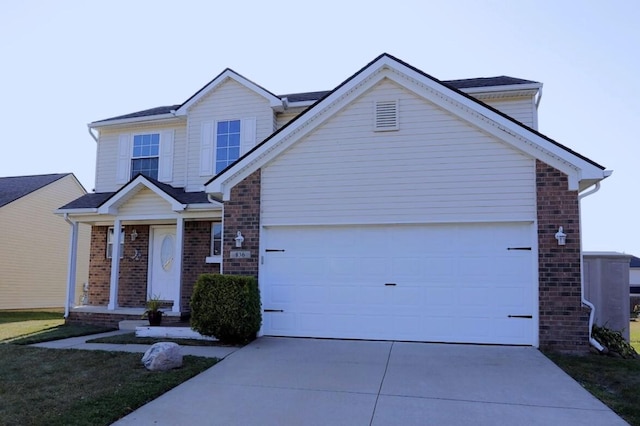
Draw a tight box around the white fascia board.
[175,70,283,116]
[461,83,542,95]
[185,202,223,210]
[89,114,182,129]
[285,100,317,108]
[55,208,98,215]
[98,177,185,214]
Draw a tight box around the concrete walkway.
[31,330,239,359]
[110,337,628,426]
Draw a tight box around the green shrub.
[190,274,261,345]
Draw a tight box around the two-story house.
[58,53,610,352]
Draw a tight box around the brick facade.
[88,226,110,306]
[222,169,261,277]
[181,220,221,311]
[118,225,149,307]
[536,160,589,353]
[87,225,149,308]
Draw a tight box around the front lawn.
[0,310,218,425]
[0,345,217,425]
[631,320,639,352]
[0,310,112,344]
[547,350,640,426]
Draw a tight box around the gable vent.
[375,100,398,131]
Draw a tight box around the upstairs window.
[131,133,160,179]
[215,120,241,173]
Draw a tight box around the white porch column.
[173,217,184,313]
[108,219,122,310]
[64,218,79,317]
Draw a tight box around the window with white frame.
[131,133,160,179]
[215,120,241,173]
[106,227,125,259]
[211,222,222,256]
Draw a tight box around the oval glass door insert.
[160,235,174,271]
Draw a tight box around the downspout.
[88,126,98,142]
[578,182,604,352]
[63,213,78,318]
[535,86,543,109]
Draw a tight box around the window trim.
[130,132,161,180]
[205,221,223,264]
[214,119,242,174]
[106,227,125,259]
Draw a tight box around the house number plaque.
[230,250,251,259]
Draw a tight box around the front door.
[148,226,178,310]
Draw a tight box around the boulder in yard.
[141,342,183,371]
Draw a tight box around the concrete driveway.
[114,337,627,426]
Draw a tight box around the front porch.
[67,306,186,328]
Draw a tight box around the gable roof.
[206,53,609,200]
[0,173,72,208]
[57,174,217,212]
[90,75,541,126]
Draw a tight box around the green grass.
[631,320,639,352]
[87,331,236,347]
[0,345,217,425]
[547,351,640,426]
[0,310,113,344]
[0,310,218,425]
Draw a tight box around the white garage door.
[261,223,536,345]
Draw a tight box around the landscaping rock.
[141,342,183,371]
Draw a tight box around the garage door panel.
[262,224,536,345]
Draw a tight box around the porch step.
[119,320,148,330]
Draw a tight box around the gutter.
[578,182,605,352]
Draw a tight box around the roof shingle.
[0,173,71,208]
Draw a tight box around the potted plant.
[634,304,640,320]
[143,294,163,326]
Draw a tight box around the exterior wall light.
[555,226,566,246]
[235,231,245,248]
[131,229,138,241]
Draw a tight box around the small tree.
[190,274,261,345]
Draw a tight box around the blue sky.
[1,1,638,255]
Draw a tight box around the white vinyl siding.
[95,123,186,192]
[0,175,90,309]
[185,79,274,191]
[117,188,176,216]
[275,109,304,130]
[261,79,536,226]
[482,97,537,129]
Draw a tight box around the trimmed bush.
[190,274,261,344]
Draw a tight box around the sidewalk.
[31,330,240,359]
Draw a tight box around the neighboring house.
[0,173,89,310]
[630,256,640,308]
[58,53,611,352]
